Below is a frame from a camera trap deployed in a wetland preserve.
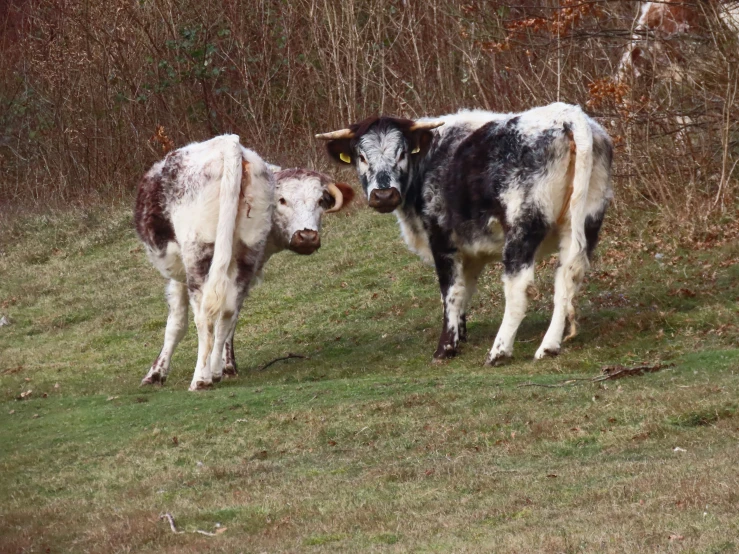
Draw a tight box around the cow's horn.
[408,120,445,132]
[315,129,355,140]
[325,183,344,213]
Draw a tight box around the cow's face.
[317,118,443,214]
[272,168,354,255]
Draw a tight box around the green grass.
[1,204,738,553]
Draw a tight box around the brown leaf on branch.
[150,125,175,156]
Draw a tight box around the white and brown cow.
[134,135,353,390]
[318,103,612,365]
[617,0,739,83]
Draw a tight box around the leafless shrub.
[0,0,736,230]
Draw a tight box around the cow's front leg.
[459,314,468,342]
[431,236,464,360]
[142,279,188,385]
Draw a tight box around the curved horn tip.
[315,129,355,140]
[325,183,344,213]
[409,120,445,132]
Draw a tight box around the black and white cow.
[135,135,353,390]
[317,103,612,365]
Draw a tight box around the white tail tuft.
[200,135,243,325]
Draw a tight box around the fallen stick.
[517,363,673,388]
[257,353,307,371]
[160,513,226,537]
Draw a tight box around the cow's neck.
[261,226,286,269]
[393,156,436,264]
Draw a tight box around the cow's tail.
[200,135,243,325]
[562,107,594,341]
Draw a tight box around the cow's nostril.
[368,188,401,213]
[289,229,321,254]
[297,230,319,243]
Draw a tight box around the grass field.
[1,203,738,553]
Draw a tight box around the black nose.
[289,229,321,255]
[368,188,401,213]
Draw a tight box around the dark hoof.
[484,353,512,367]
[433,345,458,361]
[212,375,222,383]
[141,372,165,386]
[543,348,560,358]
[223,364,238,378]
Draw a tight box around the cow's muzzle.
[368,188,401,213]
[289,229,321,255]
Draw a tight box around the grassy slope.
[0,205,738,553]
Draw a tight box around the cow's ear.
[410,130,434,157]
[326,140,353,165]
[334,183,355,208]
[323,182,355,213]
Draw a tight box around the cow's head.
[316,117,444,213]
[272,168,354,255]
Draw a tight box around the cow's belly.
[457,217,505,260]
[456,219,559,261]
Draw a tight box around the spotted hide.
[135,135,352,390]
[318,103,613,365]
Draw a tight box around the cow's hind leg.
[535,230,572,359]
[189,290,216,391]
[181,242,218,391]
[535,211,604,359]
[219,242,260,377]
[142,279,188,385]
[209,307,238,383]
[485,222,548,366]
[222,322,238,377]
[222,295,247,377]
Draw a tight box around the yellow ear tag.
[411,146,420,154]
[339,152,351,164]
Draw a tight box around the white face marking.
[357,128,407,198]
[272,175,328,245]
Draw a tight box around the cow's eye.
[359,154,367,164]
[279,198,287,206]
[398,151,406,162]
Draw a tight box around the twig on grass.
[518,380,588,388]
[517,363,673,388]
[256,353,307,371]
[160,513,227,537]
[597,363,673,381]
[160,513,183,534]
